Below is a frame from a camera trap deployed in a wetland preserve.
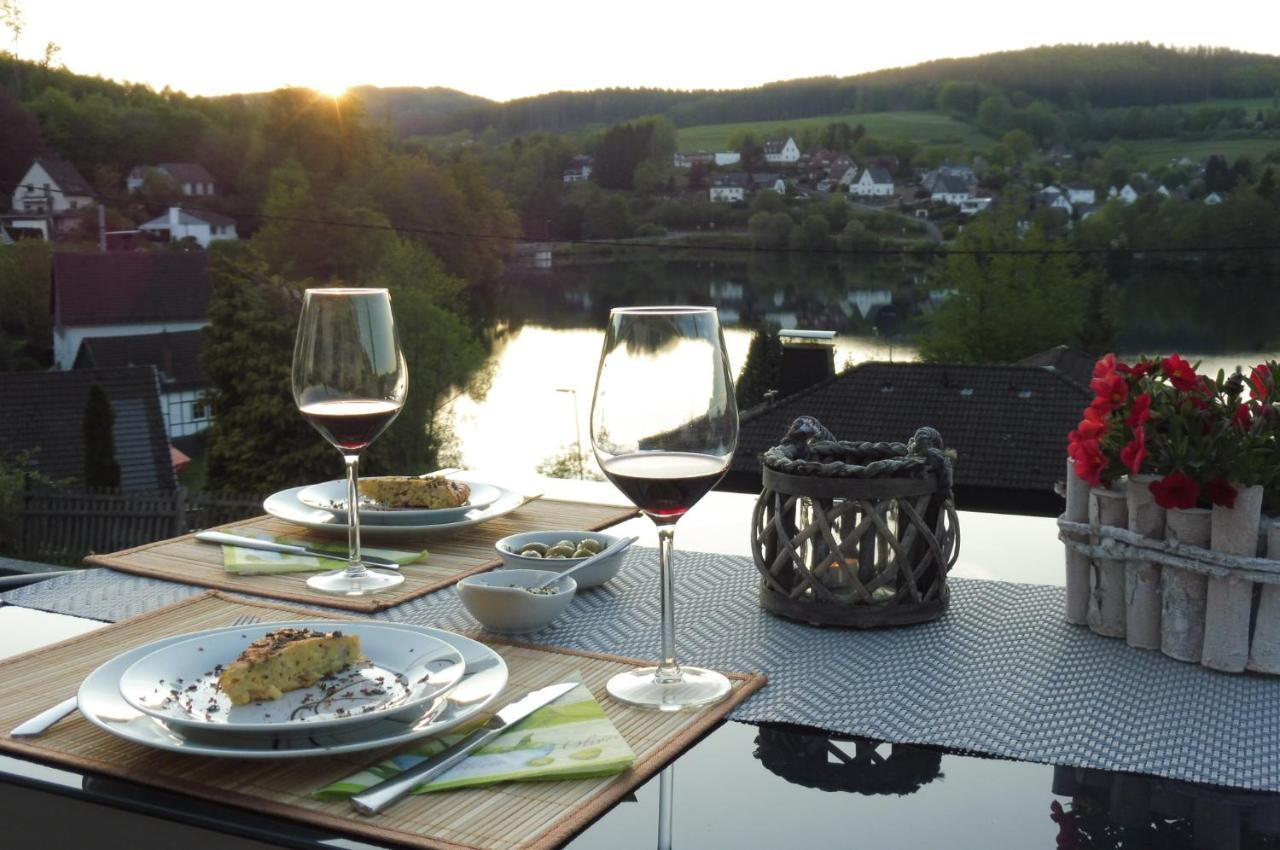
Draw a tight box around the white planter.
[1124,475,1165,650]
[1160,507,1211,662]
[1063,459,1091,625]
[1247,518,1280,674]
[1088,485,1128,638]
[1203,485,1265,672]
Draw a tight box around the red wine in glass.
[600,451,729,523]
[299,399,402,453]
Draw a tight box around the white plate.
[78,623,508,759]
[118,621,464,736]
[263,482,527,540]
[296,475,502,526]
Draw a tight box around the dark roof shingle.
[0,367,176,492]
[32,154,96,197]
[53,252,212,327]
[157,163,215,185]
[74,330,206,389]
[734,362,1090,497]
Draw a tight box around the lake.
[445,254,1279,479]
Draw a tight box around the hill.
[348,85,492,137]
[675,110,992,153]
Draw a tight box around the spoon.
[529,535,639,591]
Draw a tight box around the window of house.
[192,399,207,419]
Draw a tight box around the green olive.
[547,544,576,558]
[577,539,604,555]
[519,548,544,559]
[554,539,576,551]
[519,542,548,556]
[571,546,594,558]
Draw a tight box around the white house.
[751,173,786,194]
[763,137,800,164]
[1063,184,1096,205]
[849,166,894,197]
[714,151,741,166]
[73,330,211,439]
[847,289,893,318]
[1204,192,1224,205]
[1110,184,1140,204]
[1038,191,1073,215]
[672,152,713,169]
[51,252,212,370]
[931,174,972,205]
[959,197,993,216]
[709,174,750,203]
[139,207,238,248]
[11,154,96,213]
[126,162,216,196]
[562,155,594,183]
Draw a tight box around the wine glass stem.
[344,453,366,576]
[656,525,681,683]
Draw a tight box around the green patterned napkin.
[314,681,635,799]
[221,533,428,575]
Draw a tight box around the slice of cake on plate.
[358,475,471,509]
[217,628,363,705]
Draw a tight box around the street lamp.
[555,387,584,479]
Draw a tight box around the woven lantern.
[751,418,959,628]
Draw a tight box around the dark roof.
[763,138,793,154]
[750,172,783,185]
[32,154,96,197]
[864,166,893,184]
[1016,345,1095,390]
[712,174,751,188]
[157,163,215,184]
[933,174,971,195]
[140,208,237,228]
[53,252,212,327]
[74,330,206,389]
[0,367,176,492]
[733,362,1090,496]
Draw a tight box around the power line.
[4,179,1278,258]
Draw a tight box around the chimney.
[778,329,836,397]
[169,206,181,230]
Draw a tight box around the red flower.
[1250,363,1272,401]
[1120,427,1147,476]
[1149,472,1201,510]
[1090,373,1129,412]
[1162,355,1199,392]
[1118,360,1153,379]
[1069,437,1106,486]
[1206,478,1239,509]
[1233,403,1252,432]
[1125,393,1152,428]
[1092,353,1118,380]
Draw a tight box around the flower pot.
[1124,474,1165,650]
[1160,507,1211,662]
[1203,484,1265,672]
[1063,459,1091,625]
[1247,518,1280,674]
[1088,485,1128,639]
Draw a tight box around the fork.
[9,614,262,738]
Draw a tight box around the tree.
[748,211,791,250]
[789,214,831,252]
[82,383,121,489]
[919,206,1104,363]
[633,161,663,195]
[1000,129,1034,164]
[0,238,52,369]
[0,84,39,199]
[735,323,783,409]
[1203,155,1236,194]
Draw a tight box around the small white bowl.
[457,569,577,634]
[494,530,624,589]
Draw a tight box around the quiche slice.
[217,628,363,705]
[358,475,471,509]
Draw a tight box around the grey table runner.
[7,549,1280,792]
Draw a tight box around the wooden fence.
[17,488,261,564]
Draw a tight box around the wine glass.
[292,288,408,596]
[591,306,738,710]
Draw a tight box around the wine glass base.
[606,666,731,712]
[305,567,404,596]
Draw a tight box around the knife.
[194,530,401,568]
[351,680,579,815]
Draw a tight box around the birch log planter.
[1063,460,1091,625]
[1125,475,1166,650]
[1203,485,1265,672]
[1251,520,1280,673]
[1088,485,1129,638]
[1160,507,1211,663]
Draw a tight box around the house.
[672,152,714,169]
[959,196,994,216]
[1037,191,1073,215]
[750,173,786,194]
[836,166,859,187]
[714,151,741,166]
[726,360,1091,514]
[73,330,210,439]
[0,366,178,492]
[1063,184,1096,205]
[51,252,213,370]
[139,207,238,248]
[562,155,594,183]
[126,162,216,196]
[922,164,976,193]
[1204,192,1224,205]
[930,174,972,205]
[709,173,750,203]
[1110,184,1140,204]
[1016,345,1094,390]
[763,137,801,164]
[849,166,894,197]
[11,154,96,213]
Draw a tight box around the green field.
[675,110,993,152]
[1124,138,1280,169]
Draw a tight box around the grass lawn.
[676,110,994,151]
[1124,137,1280,169]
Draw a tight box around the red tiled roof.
[53,252,212,327]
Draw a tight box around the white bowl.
[457,569,577,634]
[494,530,625,589]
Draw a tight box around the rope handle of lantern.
[1057,516,1280,583]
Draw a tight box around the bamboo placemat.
[0,591,764,850]
[85,498,638,612]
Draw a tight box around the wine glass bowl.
[591,306,738,710]
[293,288,408,596]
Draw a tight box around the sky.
[9,0,1279,102]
